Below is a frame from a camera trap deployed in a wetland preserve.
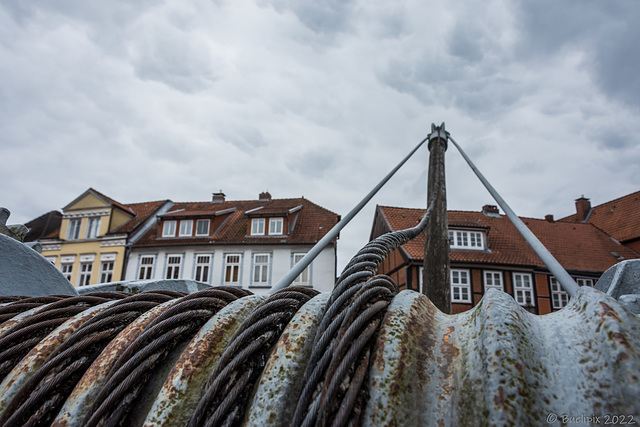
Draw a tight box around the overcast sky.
[2,0,639,272]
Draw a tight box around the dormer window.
[179,220,193,236]
[269,218,284,235]
[196,219,210,236]
[251,218,265,235]
[449,230,484,249]
[163,220,177,237]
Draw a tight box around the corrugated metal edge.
[365,287,640,426]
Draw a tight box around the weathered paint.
[0,285,636,425]
[0,300,118,417]
[0,233,77,296]
[365,287,640,426]
[244,292,330,426]
[51,298,180,427]
[142,295,264,427]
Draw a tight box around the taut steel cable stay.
[448,134,580,297]
[269,135,430,293]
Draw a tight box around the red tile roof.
[561,190,640,243]
[110,200,172,234]
[133,198,339,247]
[376,205,639,274]
[89,188,136,215]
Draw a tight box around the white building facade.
[124,193,340,295]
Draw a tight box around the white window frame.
[163,220,177,237]
[292,253,311,286]
[451,269,472,303]
[194,253,212,283]
[78,262,93,286]
[223,253,242,285]
[251,218,265,236]
[252,252,271,286]
[448,230,484,249]
[513,272,535,307]
[165,254,183,279]
[179,220,193,237]
[550,276,569,309]
[61,262,73,281]
[576,278,595,287]
[86,217,101,239]
[196,219,210,236]
[138,255,156,280]
[67,219,82,240]
[484,270,504,292]
[268,218,284,235]
[100,261,114,283]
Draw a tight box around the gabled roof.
[110,200,172,235]
[561,190,640,243]
[63,188,135,215]
[24,211,62,242]
[375,205,639,274]
[134,197,340,247]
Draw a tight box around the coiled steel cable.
[83,287,251,427]
[0,293,132,383]
[0,291,183,427]
[0,295,72,325]
[292,201,434,426]
[189,286,319,427]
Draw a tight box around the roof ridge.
[589,189,640,210]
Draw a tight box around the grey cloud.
[286,149,336,179]
[447,23,484,63]
[130,31,219,93]
[591,19,640,110]
[514,0,640,109]
[218,127,268,151]
[596,127,636,151]
[265,0,355,36]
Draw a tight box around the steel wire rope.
[292,201,435,426]
[0,295,73,325]
[0,294,132,383]
[188,286,319,427]
[0,291,182,427]
[83,286,251,427]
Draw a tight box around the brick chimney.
[575,196,591,222]
[545,214,555,223]
[259,191,272,201]
[482,205,499,215]
[212,191,226,203]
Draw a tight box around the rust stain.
[610,332,631,349]
[438,326,459,378]
[599,301,621,322]
[494,385,505,408]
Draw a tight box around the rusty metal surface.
[366,287,640,426]
[0,300,118,419]
[189,286,319,427]
[0,286,635,426]
[51,295,185,427]
[245,292,330,426]
[143,295,264,427]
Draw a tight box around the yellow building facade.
[40,189,170,287]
